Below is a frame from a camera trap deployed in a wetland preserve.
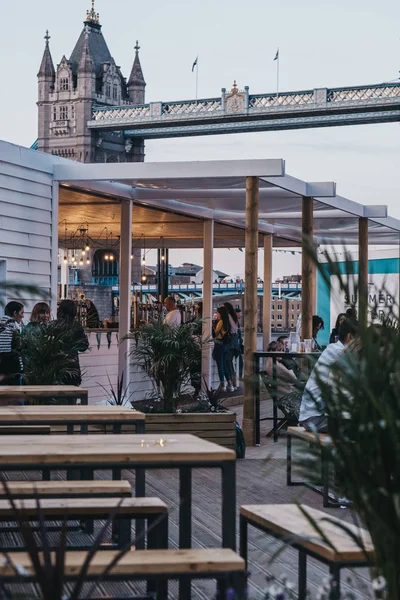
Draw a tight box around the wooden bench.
[287,425,339,508]
[240,503,373,600]
[0,425,51,435]
[0,548,246,600]
[0,385,88,406]
[0,479,132,499]
[0,497,168,552]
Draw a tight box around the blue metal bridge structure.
[109,281,302,300]
[88,81,400,138]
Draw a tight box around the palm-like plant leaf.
[127,321,204,412]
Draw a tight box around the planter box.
[145,412,236,450]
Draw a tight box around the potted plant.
[127,321,237,449]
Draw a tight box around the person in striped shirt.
[0,301,24,385]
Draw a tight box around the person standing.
[312,315,325,351]
[28,302,51,327]
[235,307,244,380]
[0,301,24,385]
[213,306,234,392]
[56,300,89,386]
[163,297,182,326]
[224,302,240,389]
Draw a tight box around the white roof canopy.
[55,159,400,248]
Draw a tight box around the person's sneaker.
[228,385,235,393]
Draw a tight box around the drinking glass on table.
[304,339,312,353]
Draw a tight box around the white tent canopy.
[54,159,400,247]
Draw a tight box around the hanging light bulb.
[130,254,134,260]
[81,247,86,256]
[142,254,146,264]
[85,242,90,252]
[72,254,76,263]
[86,258,90,265]
[63,256,68,264]
[109,253,114,261]
[161,254,165,262]
[79,257,84,266]
[141,274,147,283]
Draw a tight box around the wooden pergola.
[54,159,400,445]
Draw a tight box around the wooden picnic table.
[0,386,88,406]
[0,405,145,434]
[0,433,236,552]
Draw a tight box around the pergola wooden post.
[301,197,314,340]
[118,199,133,387]
[263,234,273,350]
[202,219,214,390]
[243,176,259,446]
[358,217,369,327]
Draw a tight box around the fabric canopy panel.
[56,159,400,248]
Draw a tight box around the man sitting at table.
[299,318,357,432]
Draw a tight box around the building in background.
[37,3,146,163]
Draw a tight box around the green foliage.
[297,243,400,599]
[20,322,82,386]
[100,373,132,407]
[128,320,203,412]
[0,479,166,600]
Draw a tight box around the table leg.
[136,420,146,434]
[239,515,248,566]
[179,467,192,549]
[222,461,236,550]
[273,358,278,442]
[287,434,292,486]
[322,451,329,508]
[329,564,341,599]
[254,354,260,446]
[179,467,192,600]
[298,550,307,600]
[135,468,146,550]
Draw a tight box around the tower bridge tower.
[37,1,145,163]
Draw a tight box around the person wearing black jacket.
[56,300,89,386]
[0,301,24,385]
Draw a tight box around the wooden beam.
[358,217,368,327]
[301,197,313,340]
[263,235,272,350]
[243,176,259,446]
[202,220,214,390]
[118,200,133,387]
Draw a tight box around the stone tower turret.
[37,31,55,154]
[37,1,146,163]
[127,42,146,105]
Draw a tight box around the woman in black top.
[56,300,89,386]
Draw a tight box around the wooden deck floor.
[0,399,373,599]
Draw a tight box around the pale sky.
[1,0,399,278]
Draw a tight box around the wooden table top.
[0,405,145,422]
[0,433,235,465]
[241,504,373,562]
[0,386,88,397]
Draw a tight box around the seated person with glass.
[299,318,357,432]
